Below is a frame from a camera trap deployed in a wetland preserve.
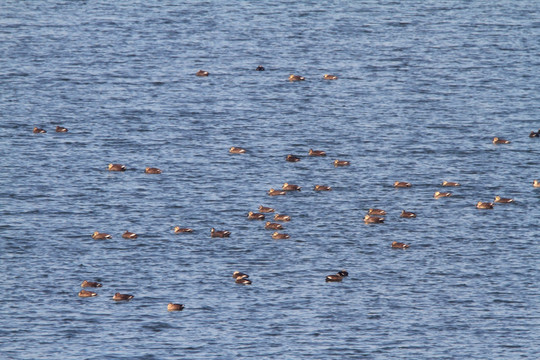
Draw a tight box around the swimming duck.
[323,74,338,80]
[112,293,134,301]
[235,278,252,285]
[259,205,275,213]
[174,226,194,233]
[282,183,301,191]
[272,232,290,239]
[167,303,185,311]
[314,185,332,191]
[92,231,112,240]
[108,163,126,171]
[229,146,247,154]
[533,179,540,188]
[255,65,265,71]
[442,181,460,187]
[196,70,209,76]
[274,214,291,221]
[33,127,46,133]
[265,222,284,230]
[268,188,287,196]
[476,201,494,209]
[493,137,510,144]
[400,210,417,218]
[145,167,162,174]
[364,214,384,224]
[289,74,305,81]
[122,231,138,239]
[392,241,410,249]
[308,149,326,156]
[247,211,265,220]
[394,181,412,188]
[494,196,514,203]
[81,280,102,288]
[334,159,350,167]
[325,274,344,282]
[286,154,301,162]
[233,271,249,279]
[78,290,98,297]
[434,191,452,199]
[529,131,539,138]
[55,126,68,132]
[211,228,231,237]
[368,208,386,216]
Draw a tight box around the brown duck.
[368,208,386,216]
[78,290,98,297]
[92,231,112,240]
[282,183,301,191]
[334,159,350,167]
[235,278,252,285]
[476,201,494,209]
[442,181,460,187]
[494,196,513,203]
[247,211,265,220]
[272,232,290,239]
[167,303,185,311]
[112,293,134,301]
[258,205,275,213]
[308,149,326,156]
[400,210,417,218]
[364,214,384,224]
[392,241,410,249]
[394,181,412,188]
[534,180,540,188]
[33,127,46,133]
[493,137,510,144]
[196,70,209,76]
[434,191,452,199]
[55,126,68,132]
[286,154,301,162]
[174,226,194,233]
[323,74,338,80]
[81,280,102,288]
[211,228,231,237]
[108,163,126,171]
[314,185,332,191]
[232,271,249,279]
[274,214,291,222]
[265,222,283,230]
[268,188,286,196]
[289,74,305,81]
[229,146,247,154]
[145,167,162,174]
[122,231,138,239]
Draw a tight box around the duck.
[229,146,247,154]
[274,214,291,222]
[289,74,305,81]
[92,231,112,240]
[55,126,68,132]
[308,149,326,156]
[78,290,98,297]
[265,222,283,230]
[323,74,338,80]
[282,183,301,191]
[286,154,301,162]
[434,191,452,199]
[167,303,185,311]
[493,137,510,144]
[268,188,287,196]
[33,127,46,133]
[233,271,249,279]
[247,211,265,220]
[442,181,460,187]
[392,241,410,249]
[394,181,412,188]
[122,231,138,239]
[400,210,417,218]
[211,228,231,237]
[533,179,540,188]
[174,226,193,233]
[334,159,350,167]
[476,201,494,209]
[108,163,126,171]
[272,232,290,239]
[314,185,332,191]
[196,70,209,76]
[325,273,345,282]
[255,65,265,71]
[145,167,162,174]
[364,214,384,224]
[494,196,514,203]
[368,208,386,216]
[112,293,134,301]
[81,280,102,288]
[235,278,252,285]
[529,131,539,138]
[258,205,275,213]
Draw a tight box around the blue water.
[1,1,539,359]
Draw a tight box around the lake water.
[1,1,539,359]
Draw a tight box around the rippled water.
[1,1,539,359]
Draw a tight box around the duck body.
[308,149,326,156]
[145,167,162,174]
[494,196,513,203]
[289,74,305,81]
[211,228,231,237]
[286,154,301,162]
[334,159,350,167]
[112,293,134,301]
[174,226,194,233]
[229,146,247,154]
[78,290,98,297]
[394,181,411,188]
[122,231,138,239]
[196,70,209,76]
[235,278,252,285]
[92,231,112,240]
[364,214,384,224]
[325,274,343,282]
[323,74,338,80]
[55,126,68,132]
[258,205,275,213]
[434,191,452,199]
[476,201,494,209]
[81,280,102,288]
[368,208,386,216]
[392,241,410,249]
[108,163,126,171]
[268,188,287,196]
[442,181,460,187]
[33,127,46,133]
[255,65,265,71]
[272,232,290,239]
[533,179,540,188]
[274,214,291,221]
[282,183,301,191]
[247,211,265,220]
[400,210,417,218]
[314,185,332,191]
[493,137,510,144]
[265,222,284,230]
[167,303,185,311]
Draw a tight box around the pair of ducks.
[529,129,540,137]
[78,281,134,300]
[108,164,162,174]
[92,231,137,239]
[289,74,338,81]
[477,196,515,209]
[33,126,68,133]
[363,209,417,223]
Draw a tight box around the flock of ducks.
[32,70,540,311]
